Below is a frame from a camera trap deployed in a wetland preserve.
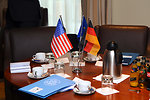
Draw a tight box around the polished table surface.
[4,55,150,100]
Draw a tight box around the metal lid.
[107,41,118,50]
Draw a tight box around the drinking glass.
[101,75,113,93]
[54,62,65,76]
[71,54,82,73]
[46,53,56,64]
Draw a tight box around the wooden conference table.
[4,55,150,100]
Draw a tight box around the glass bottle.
[130,67,139,87]
[136,59,141,70]
[141,56,146,63]
[138,62,147,89]
[132,60,137,69]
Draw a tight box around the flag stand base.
[72,68,82,73]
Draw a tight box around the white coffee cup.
[32,67,44,77]
[78,81,91,93]
[33,52,45,61]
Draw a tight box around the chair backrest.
[40,7,48,26]
[146,28,150,57]
[97,25,148,55]
[4,27,56,64]
[67,34,79,51]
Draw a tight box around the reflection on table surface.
[4,54,150,100]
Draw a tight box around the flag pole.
[82,18,90,54]
[59,15,64,26]
[79,16,85,61]
[59,15,66,32]
[79,15,84,52]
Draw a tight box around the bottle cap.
[107,41,118,50]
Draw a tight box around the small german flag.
[84,20,100,56]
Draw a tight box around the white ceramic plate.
[32,58,49,63]
[84,56,101,63]
[27,72,49,79]
[73,86,96,95]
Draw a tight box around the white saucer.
[84,56,101,63]
[27,72,49,79]
[73,86,96,95]
[32,58,49,63]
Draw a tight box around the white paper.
[96,87,119,95]
[29,87,43,93]
[10,62,31,73]
[123,55,132,58]
[56,57,69,63]
[93,74,130,84]
[10,61,30,68]
[10,65,31,70]
[95,61,103,66]
[11,68,31,73]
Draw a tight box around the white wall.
[112,0,150,26]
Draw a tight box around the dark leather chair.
[146,28,150,57]
[4,26,56,69]
[0,7,48,79]
[3,27,80,69]
[95,25,148,55]
[40,7,48,26]
[67,34,79,51]
[0,27,3,78]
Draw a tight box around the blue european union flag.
[77,16,87,50]
[77,16,87,40]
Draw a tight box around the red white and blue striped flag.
[51,19,73,58]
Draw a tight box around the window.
[39,0,82,34]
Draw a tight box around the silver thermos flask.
[103,41,122,79]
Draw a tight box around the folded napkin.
[122,52,139,65]
[10,62,31,73]
[96,87,119,95]
[93,74,130,84]
[73,77,87,83]
[95,61,103,66]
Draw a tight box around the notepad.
[10,62,31,73]
[122,52,139,65]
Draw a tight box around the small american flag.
[51,19,73,58]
